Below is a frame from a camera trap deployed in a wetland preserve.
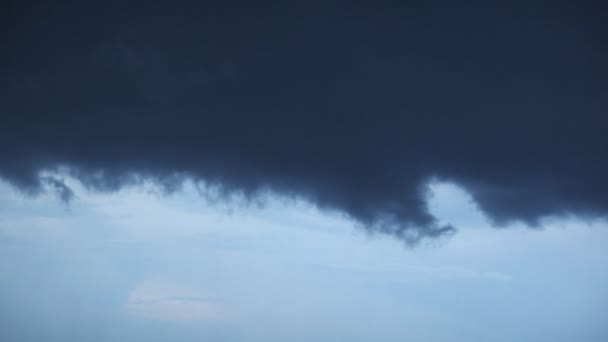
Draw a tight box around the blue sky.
[1,175,607,341]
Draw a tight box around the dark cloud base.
[1,2,607,243]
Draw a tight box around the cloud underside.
[1,2,607,243]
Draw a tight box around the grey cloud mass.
[1,1,607,242]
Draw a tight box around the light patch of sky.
[127,279,223,322]
[0,175,607,341]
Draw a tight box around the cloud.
[40,174,74,203]
[126,280,223,323]
[1,2,607,243]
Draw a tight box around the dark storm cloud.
[1,1,606,242]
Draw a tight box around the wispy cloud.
[126,280,223,323]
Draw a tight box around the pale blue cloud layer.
[0,177,607,341]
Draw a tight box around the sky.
[1,176,607,341]
[1,1,607,341]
